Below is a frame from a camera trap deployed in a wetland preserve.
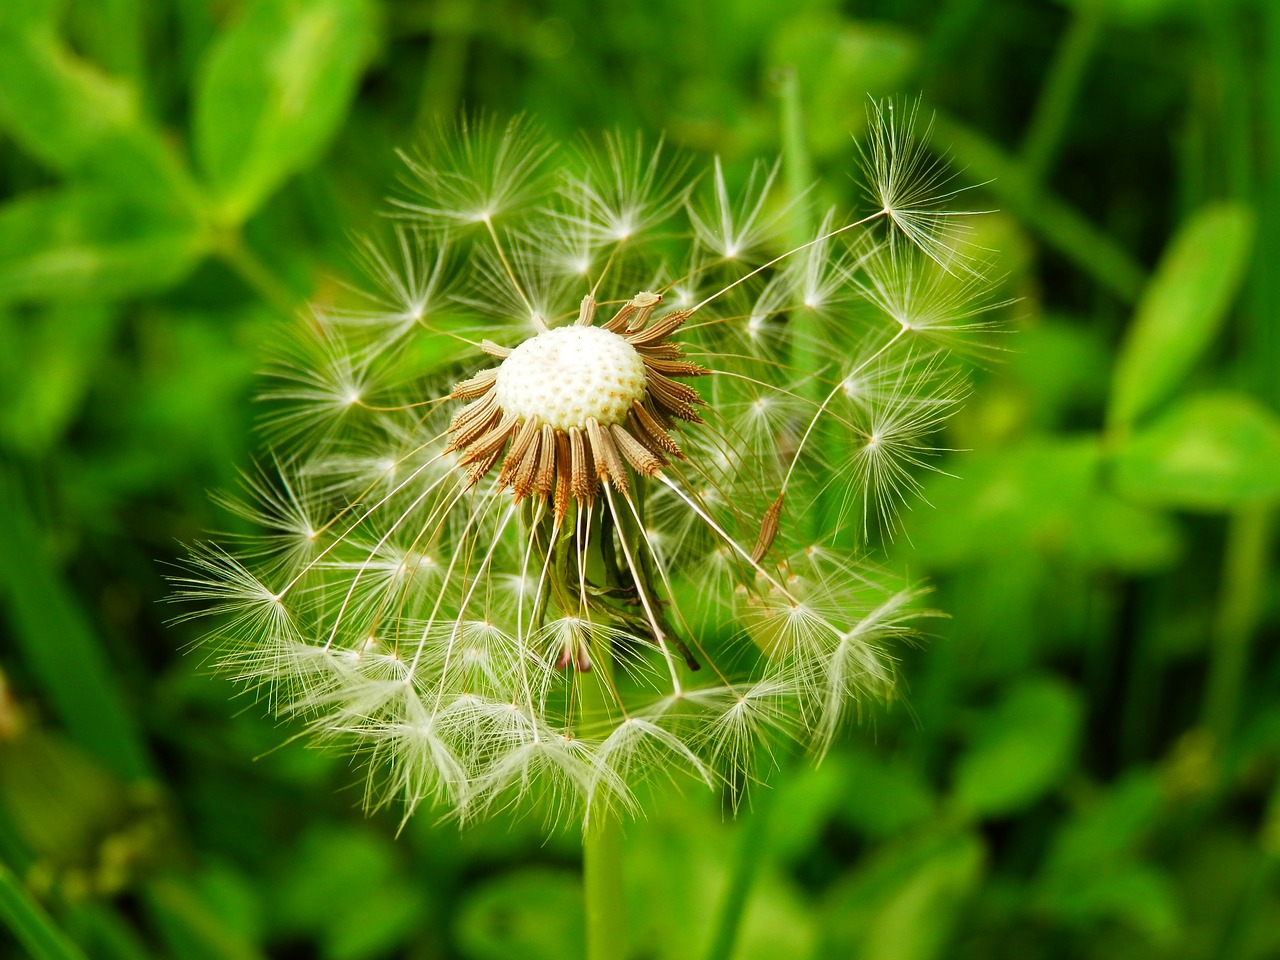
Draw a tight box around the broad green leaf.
[952,677,1082,818]
[839,748,936,839]
[1109,203,1255,430]
[0,303,117,455]
[0,860,89,960]
[820,829,985,960]
[767,16,919,160]
[275,826,424,960]
[904,437,1180,573]
[67,0,145,90]
[1112,391,1280,510]
[1040,860,1180,944]
[1043,772,1165,874]
[0,188,206,304]
[144,877,267,960]
[0,472,155,784]
[1036,773,1178,943]
[0,5,199,207]
[455,869,583,960]
[193,0,376,224]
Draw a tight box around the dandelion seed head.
[495,326,648,431]
[173,99,997,829]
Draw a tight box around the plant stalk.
[581,581,625,960]
[1202,502,1272,743]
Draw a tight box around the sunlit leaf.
[1109,203,1254,430]
[193,0,376,224]
[0,2,199,207]
[455,869,583,960]
[819,829,985,960]
[0,189,205,305]
[1112,391,1280,510]
[952,677,1082,818]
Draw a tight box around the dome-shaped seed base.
[494,326,648,431]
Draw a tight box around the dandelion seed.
[174,99,998,829]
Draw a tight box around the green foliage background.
[1,0,1278,957]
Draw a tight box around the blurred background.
[1,0,1278,957]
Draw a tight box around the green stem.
[415,0,472,127]
[581,638,625,960]
[1019,0,1107,186]
[1202,503,1272,743]
[931,113,1146,303]
[215,232,302,319]
[0,861,89,960]
[704,787,774,960]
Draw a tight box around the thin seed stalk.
[582,620,625,960]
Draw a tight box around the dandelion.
[173,98,998,958]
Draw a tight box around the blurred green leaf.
[0,859,89,960]
[839,748,937,839]
[1043,772,1165,874]
[1112,391,1280,511]
[0,189,205,305]
[952,677,1082,818]
[454,868,583,960]
[1108,203,1254,430]
[276,826,424,960]
[1036,773,1179,942]
[0,473,154,784]
[905,437,1181,572]
[194,0,376,225]
[144,876,266,960]
[820,829,985,960]
[0,729,130,869]
[0,304,117,455]
[1042,860,1180,944]
[67,0,145,90]
[0,2,199,207]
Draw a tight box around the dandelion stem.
[581,627,626,960]
[705,785,774,960]
[1201,503,1272,743]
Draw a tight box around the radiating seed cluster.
[175,102,1002,827]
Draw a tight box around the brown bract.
[446,292,707,520]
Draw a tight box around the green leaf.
[454,869,583,960]
[1040,860,1180,944]
[144,877,266,960]
[952,677,1082,818]
[820,829,985,960]
[0,303,118,455]
[0,472,155,784]
[275,827,424,960]
[193,0,376,224]
[904,437,1181,573]
[1036,772,1179,943]
[0,859,89,960]
[0,189,205,305]
[0,5,199,207]
[1108,203,1255,430]
[1112,391,1280,511]
[839,748,937,839]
